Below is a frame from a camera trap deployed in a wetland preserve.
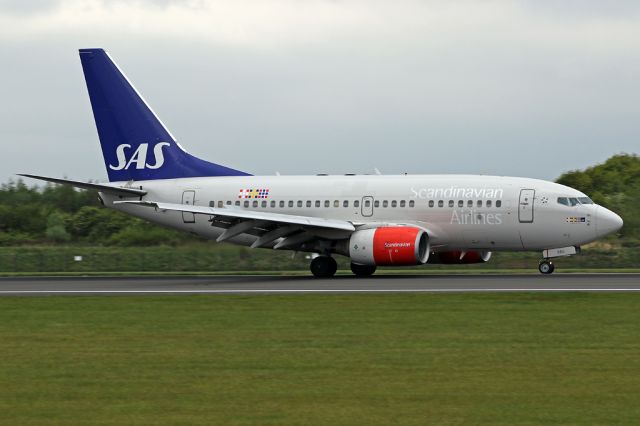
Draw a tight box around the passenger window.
[244,200,250,208]
[343,200,349,207]
[400,200,406,207]
[458,200,463,207]
[354,200,360,208]
[496,200,502,208]
[374,200,380,208]
[279,200,284,208]
[270,200,275,208]
[429,200,434,208]
[315,200,321,208]
[252,200,258,207]
[477,200,482,207]
[437,200,443,208]
[288,200,294,207]
[306,200,311,208]
[557,197,569,206]
[467,200,473,208]
[226,201,232,205]
[261,201,267,208]
[297,200,303,207]
[392,200,398,208]
[409,200,415,207]
[235,201,240,206]
[486,200,492,208]
[325,200,330,208]
[209,201,215,207]
[334,200,339,207]
[218,201,223,208]
[365,200,371,207]
[448,200,454,208]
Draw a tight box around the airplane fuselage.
[105,174,615,253]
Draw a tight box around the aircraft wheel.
[350,262,377,277]
[310,256,338,278]
[538,260,555,275]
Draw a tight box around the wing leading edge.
[115,200,356,249]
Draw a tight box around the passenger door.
[518,189,535,223]
[361,196,374,217]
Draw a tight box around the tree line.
[556,154,639,240]
[0,154,637,246]
[0,181,191,246]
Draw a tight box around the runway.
[0,274,639,295]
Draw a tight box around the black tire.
[310,256,338,278]
[350,262,377,277]
[538,260,554,275]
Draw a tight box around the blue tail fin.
[79,48,250,182]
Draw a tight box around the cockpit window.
[559,196,594,206]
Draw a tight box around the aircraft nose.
[596,206,623,237]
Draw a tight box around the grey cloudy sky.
[1,0,638,183]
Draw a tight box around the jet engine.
[348,227,429,266]
[428,250,492,264]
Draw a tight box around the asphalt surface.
[0,274,638,295]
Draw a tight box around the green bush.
[0,232,37,246]
[108,225,185,246]
[45,212,71,243]
[45,226,70,243]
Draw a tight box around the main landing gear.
[310,256,338,278]
[538,260,555,275]
[309,256,378,278]
[350,262,377,277]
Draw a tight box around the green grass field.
[1,243,638,274]
[1,294,639,425]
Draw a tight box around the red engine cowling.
[349,227,429,266]
[428,250,492,264]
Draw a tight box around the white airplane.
[21,48,623,277]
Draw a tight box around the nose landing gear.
[538,260,555,275]
[537,246,579,274]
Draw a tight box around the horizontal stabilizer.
[18,174,146,197]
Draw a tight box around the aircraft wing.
[18,174,147,197]
[115,200,355,249]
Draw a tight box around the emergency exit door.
[361,196,374,217]
[518,189,535,223]
[182,190,196,223]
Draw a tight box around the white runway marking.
[1,288,640,294]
